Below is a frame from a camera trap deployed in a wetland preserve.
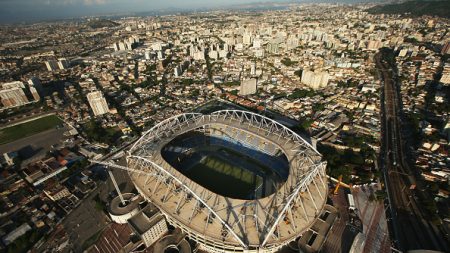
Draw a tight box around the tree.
[294,69,302,77]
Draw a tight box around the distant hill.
[86,19,119,29]
[368,1,450,18]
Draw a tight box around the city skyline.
[1,0,282,23]
[0,0,384,23]
[0,1,449,253]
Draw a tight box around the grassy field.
[0,115,63,145]
[186,153,263,199]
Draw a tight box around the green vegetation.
[0,102,46,123]
[58,158,89,179]
[82,119,122,145]
[281,58,298,67]
[319,145,368,183]
[0,115,62,145]
[337,79,359,88]
[294,69,302,77]
[312,103,325,112]
[368,1,450,18]
[341,134,376,148]
[229,90,239,95]
[190,89,200,97]
[288,88,320,99]
[93,194,106,212]
[292,118,314,133]
[369,190,387,202]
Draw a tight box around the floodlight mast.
[107,168,126,206]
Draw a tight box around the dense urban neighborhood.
[0,2,449,253]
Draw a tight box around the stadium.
[125,110,328,253]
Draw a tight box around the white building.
[128,204,168,247]
[251,62,256,76]
[243,33,253,45]
[157,50,165,60]
[301,70,329,89]
[240,78,257,96]
[87,91,110,116]
[145,50,152,60]
[108,193,142,224]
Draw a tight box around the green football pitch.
[185,152,264,199]
[0,115,63,145]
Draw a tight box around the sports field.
[161,132,289,199]
[0,115,63,145]
[185,152,263,199]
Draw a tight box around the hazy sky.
[0,0,291,23]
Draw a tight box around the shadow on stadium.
[161,130,290,200]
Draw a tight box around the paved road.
[376,51,449,252]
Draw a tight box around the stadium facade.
[123,110,327,252]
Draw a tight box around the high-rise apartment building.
[87,91,110,116]
[301,70,330,90]
[240,78,257,96]
[243,33,253,45]
[28,77,43,101]
[251,62,256,76]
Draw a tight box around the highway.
[376,50,449,252]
